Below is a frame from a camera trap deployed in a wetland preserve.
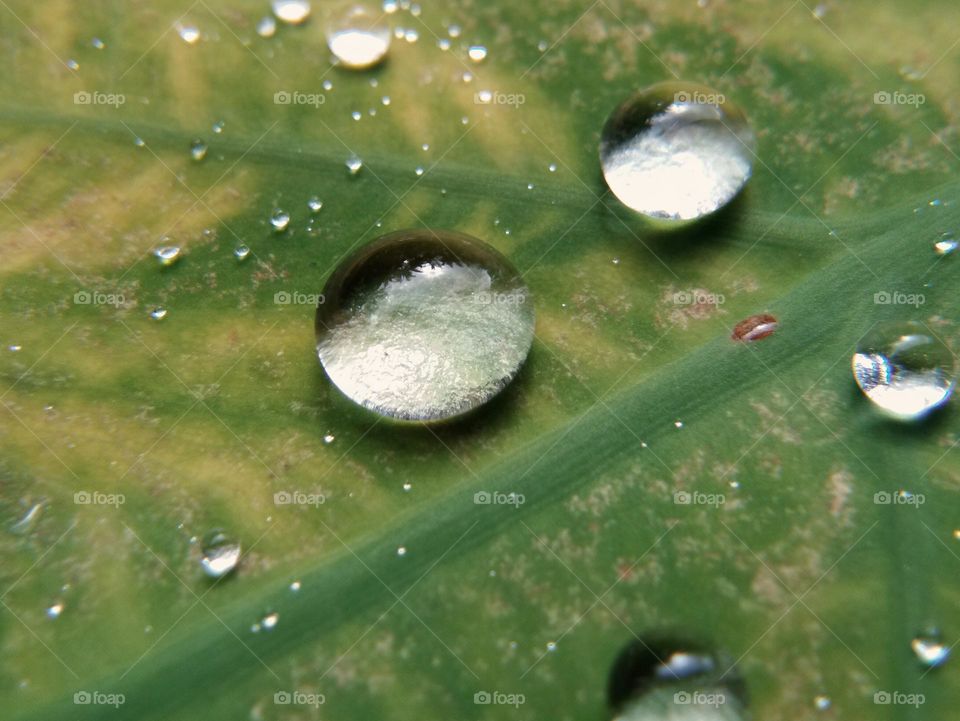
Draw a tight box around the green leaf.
[2,1,958,720]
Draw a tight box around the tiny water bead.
[149,307,168,321]
[316,229,535,421]
[731,313,778,342]
[46,601,65,620]
[200,530,241,578]
[813,695,831,711]
[934,233,958,256]
[346,155,363,174]
[468,45,488,62]
[234,245,251,261]
[272,0,311,24]
[600,81,755,223]
[852,321,956,420]
[153,245,182,266]
[911,632,950,668]
[270,209,291,232]
[326,3,391,69]
[177,24,201,44]
[212,120,225,134]
[308,196,324,212]
[256,15,277,37]
[189,139,207,161]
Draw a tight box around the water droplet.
[149,307,168,321]
[190,139,208,161]
[8,344,22,352]
[326,3,391,69]
[600,81,755,223]
[415,166,424,176]
[351,110,362,121]
[447,24,461,38]
[674,420,683,429]
[323,79,333,91]
[177,24,201,44]
[289,580,301,592]
[548,163,557,172]
[611,257,621,266]
[404,28,418,43]
[468,45,488,62]
[270,209,291,232]
[953,529,960,540]
[272,0,311,24]
[381,95,391,106]
[537,39,548,52]
[46,601,64,619]
[608,637,746,720]
[934,233,958,256]
[153,245,182,267]
[256,15,277,37]
[133,136,145,148]
[461,71,474,83]
[10,503,43,535]
[316,229,535,421]
[402,482,412,492]
[396,545,407,556]
[438,38,451,50]
[92,37,106,50]
[260,610,279,629]
[200,530,241,578]
[852,321,956,420]
[546,641,557,652]
[212,120,225,135]
[323,433,335,444]
[234,245,251,261]
[409,3,421,16]
[66,59,79,70]
[346,155,363,174]
[731,313,778,342]
[308,196,324,213]
[912,632,950,667]
[383,0,398,12]
[813,695,831,711]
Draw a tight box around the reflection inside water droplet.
[200,530,241,578]
[326,4,391,69]
[600,81,755,223]
[852,321,956,420]
[316,229,535,421]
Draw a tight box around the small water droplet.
[438,38,451,50]
[316,229,535,421]
[153,245,182,266]
[270,209,291,232]
[468,45,488,62]
[381,95,391,106]
[212,120,225,135]
[10,503,43,535]
[548,163,557,172]
[149,307,168,321]
[261,610,279,629]
[611,257,621,266]
[200,530,241,578]
[66,59,79,70]
[326,3,391,69]
[852,321,956,420]
[177,24,201,44]
[323,79,333,91]
[953,529,960,540]
[323,433,335,444]
[404,28,418,43]
[461,71,474,83]
[351,110,362,121]
[308,196,324,213]
[46,601,64,619]
[447,24,461,38]
[397,545,407,556]
[8,344,22,352]
[234,245,251,261]
[272,0,311,24]
[383,0,398,12]
[526,183,535,190]
[600,81,755,223]
[813,695,831,711]
[256,15,277,37]
[346,155,363,175]
[134,136,145,148]
[189,139,208,161]
[934,233,958,256]
[92,37,106,50]
[731,313,778,342]
[415,166,424,176]
[674,420,684,429]
[289,580,301,592]
[911,632,950,667]
[537,39,548,52]
[402,482,412,492]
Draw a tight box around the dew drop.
[346,155,363,175]
[731,313,778,342]
[46,601,64,619]
[600,81,755,223]
[177,24,201,44]
[934,233,957,256]
[272,0,311,24]
[289,580,301,592]
[537,39,548,52]
[308,196,324,213]
[468,45,488,62]
[66,59,79,70]
[326,4,391,69]
[404,28,418,43]
[133,136,145,148]
[438,38,451,50]
[547,641,557,652]
[261,610,279,629]
[396,545,407,556]
[92,37,106,50]
[674,420,683,429]
[548,163,557,172]
[234,244,251,261]
[852,321,956,420]
[402,482,412,492]
[153,245,182,266]
[323,79,333,91]
[256,15,277,37]
[316,229,535,421]
[200,530,241,578]
[813,695,831,711]
[447,23,462,38]
[381,95,391,106]
[212,120,225,135]
[189,139,208,161]
[10,503,43,535]
[270,209,291,232]
[8,344,22,352]
[351,110,362,121]
[383,0,398,12]
[149,307,168,321]
[415,166,424,176]
[323,433,335,444]
[911,632,950,667]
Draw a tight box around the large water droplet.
[608,638,746,721]
[600,81,755,223]
[270,209,291,232]
[326,4,391,69]
[153,245,182,267]
[911,632,950,667]
[346,155,363,174]
[234,245,251,261]
[308,196,324,213]
[200,530,241,578]
[316,229,535,421]
[852,321,956,420]
[272,0,311,24]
